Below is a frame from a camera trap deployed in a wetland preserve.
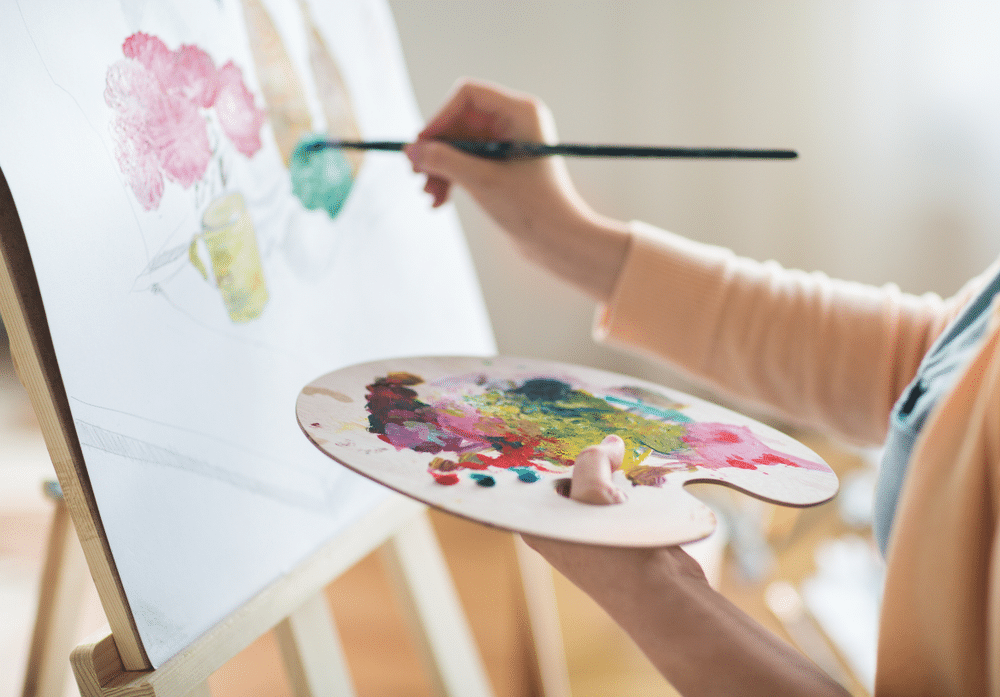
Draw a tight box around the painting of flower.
[104,33,267,211]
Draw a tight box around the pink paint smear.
[677,423,826,472]
[105,33,267,210]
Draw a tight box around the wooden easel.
[70,496,490,697]
[21,482,92,697]
[2,160,570,696]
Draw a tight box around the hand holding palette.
[296,356,838,547]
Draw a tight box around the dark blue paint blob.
[502,378,616,424]
[510,378,572,402]
[469,473,496,487]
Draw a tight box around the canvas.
[0,0,494,665]
[298,356,838,547]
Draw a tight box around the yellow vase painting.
[191,193,270,322]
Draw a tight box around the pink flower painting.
[105,33,267,211]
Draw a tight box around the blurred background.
[388,0,1000,401]
[6,1,1000,695]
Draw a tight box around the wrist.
[610,545,709,611]
[527,205,631,302]
[562,544,708,626]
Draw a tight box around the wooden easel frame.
[70,496,493,697]
[21,484,92,697]
[1,161,570,696]
[0,168,151,666]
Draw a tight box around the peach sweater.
[595,221,1000,696]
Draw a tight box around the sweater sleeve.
[593,221,974,446]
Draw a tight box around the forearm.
[586,548,850,697]
[596,222,953,444]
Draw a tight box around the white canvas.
[0,0,494,665]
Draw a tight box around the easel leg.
[23,490,89,697]
[378,512,493,697]
[512,537,571,697]
[274,592,355,697]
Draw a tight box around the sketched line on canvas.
[75,419,329,512]
[71,396,286,464]
[13,0,149,257]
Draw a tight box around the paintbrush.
[305,139,798,161]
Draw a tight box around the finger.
[419,80,499,141]
[601,434,625,470]
[423,176,451,207]
[421,79,550,143]
[406,139,501,195]
[570,435,627,505]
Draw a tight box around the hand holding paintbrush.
[402,80,794,302]
[406,79,636,301]
[310,139,797,161]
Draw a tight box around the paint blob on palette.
[297,356,838,547]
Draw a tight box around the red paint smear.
[754,453,796,467]
[725,456,758,470]
[451,442,566,475]
[714,429,742,443]
[486,443,552,471]
[432,473,459,486]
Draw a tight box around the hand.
[522,434,706,596]
[563,434,628,505]
[406,78,563,211]
[521,436,851,696]
[406,78,630,301]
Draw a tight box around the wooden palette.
[296,356,838,547]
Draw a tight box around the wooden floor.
[0,338,877,697]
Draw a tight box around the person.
[404,79,1000,697]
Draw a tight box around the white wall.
[388,0,1000,412]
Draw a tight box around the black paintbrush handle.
[310,140,798,161]
[526,143,798,160]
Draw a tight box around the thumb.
[570,435,627,506]
[597,434,625,470]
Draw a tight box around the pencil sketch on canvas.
[0,0,494,665]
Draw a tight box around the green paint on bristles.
[290,134,355,219]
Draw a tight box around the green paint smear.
[465,380,691,476]
[290,135,355,219]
